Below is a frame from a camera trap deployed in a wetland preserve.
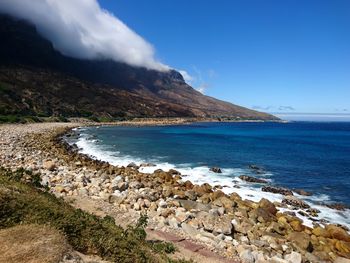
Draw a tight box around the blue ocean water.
[77,122,350,205]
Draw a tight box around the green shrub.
[0,115,20,123]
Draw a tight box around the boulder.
[162,186,174,198]
[168,217,179,229]
[287,232,313,251]
[168,169,181,175]
[282,196,310,209]
[262,186,293,196]
[109,194,125,205]
[259,198,278,215]
[183,180,194,190]
[127,162,139,169]
[115,181,129,192]
[139,163,156,167]
[210,190,226,201]
[184,190,197,201]
[312,226,327,237]
[335,240,350,254]
[158,200,167,208]
[231,218,253,235]
[129,181,144,189]
[178,199,212,212]
[192,183,213,196]
[306,208,320,217]
[239,249,254,263]
[325,224,350,242]
[326,203,348,211]
[239,175,267,184]
[335,257,350,263]
[289,220,304,232]
[175,211,190,223]
[196,211,233,235]
[43,160,56,171]
[249,207,275,223]
[210,167,222,173]
[284,252,302,263]
[212,196,236,211]
[181,222,200,236]
[294,189,312,196]
[248,164,265,174]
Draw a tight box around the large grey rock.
[177,199,212,212]
[239,250,255,263]
[181,222,199,236]
[284,252,302,263]
[197,211,232,235]
[335,257,350,263]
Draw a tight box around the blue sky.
[99,0,349,114]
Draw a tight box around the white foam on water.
[71,127,350,230]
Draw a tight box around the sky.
[0,0,349,116]
[99,0,350,115]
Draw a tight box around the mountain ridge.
[0,14,278,120]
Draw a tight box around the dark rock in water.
[294,189,313,196]
[261,186,293,196]
[284,211,296,217]
[282,196,310,209]
[127,162,139,169]
[306,208,320,217]
[325,203,348,211]
[248,164,265,174]
[239,175,267,184]
[168,169,181,175]
[139,163,156,167]
[210,167,222,173]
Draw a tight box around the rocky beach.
[1,122,350,263]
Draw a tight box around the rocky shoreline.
[1,122,350,263]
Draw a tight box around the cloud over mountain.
[0,0,168,71]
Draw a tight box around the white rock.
[158,200,167,208]
[335,257,350,263]
[270,256,288,263]
[168,217,179,229]
[225,236,233,241]
[284,252,302,263]
[181,222,199,236]
[239,250,254,263]
[133,203,141,211]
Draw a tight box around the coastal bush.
[0,167,187,263]
[0,114,20,123]
[0,114,44,123]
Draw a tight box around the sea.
[70,121,350,228]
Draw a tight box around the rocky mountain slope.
[0,14,277,120]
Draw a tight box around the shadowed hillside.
[0,14,277,120]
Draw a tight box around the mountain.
[0,14,277,120]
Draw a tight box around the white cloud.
[178,70,194,84]
[196,83,208,94]
[0,0,169,71]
